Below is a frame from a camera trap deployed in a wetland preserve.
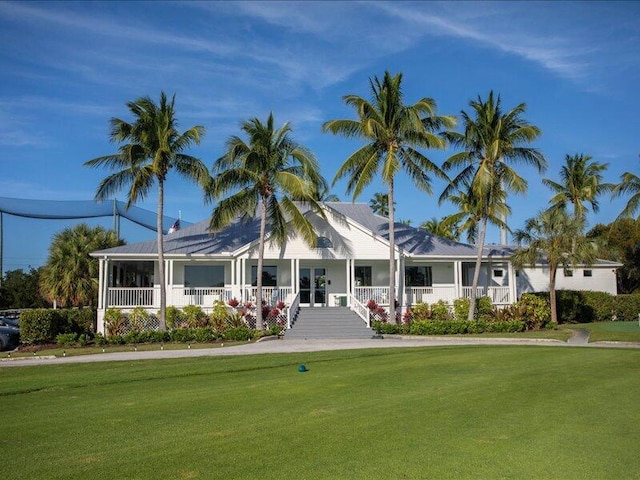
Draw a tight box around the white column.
[98,258,104,310]
[508,260,517,304]
[240,258,246,301]
[454,261,462,298]
[397,255,405,307]
[350,259,355,301]
[345,259,350,306]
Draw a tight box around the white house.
[91,202,619,333]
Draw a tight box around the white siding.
[517,266,618,296]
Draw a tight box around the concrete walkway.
[2,333,639,368]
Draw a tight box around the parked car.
[0,316,19,329]
[0,324,20,351]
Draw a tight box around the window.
[251,265,277,286]
[583,269,593,277]
[563,269,573,277]
[354,266,372,287]
[493,269,504,278]
[316,236,333,248]
[405,266,433,287]
[184,265,225,287]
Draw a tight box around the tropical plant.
[39,224,123,307]
[84,92,209,329]
[614,155,640,220]
[369,192,391,216]
[442,91,546,320]
[418,217,460,241]
[207,113,326,330]
[543,154,613,224]
[324,71,455,322]
[0,267,49,309]
[512,208,596,324]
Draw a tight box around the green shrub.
[124,331,140,344]
[66,308,96,334]
[94,332,107,346]
[170,328,196,343]
[431,300,452,321]
[108,335,124,345]
[408,302,430,321]
[371,320,399,335]
[165,306,185,329]
[614,294,640,321]
[56,333,78,347]
[20,309,67,344]
[77,333,90,347]
[453,298,470,321]
[104,308,126,336]
[513,294,551,330]
[582,291,615,322]
[129,307,150,332]
[183,305,207,328]
[476,296,494,319]
[210,301,230,330]
[194,327,218,343]
[223,326,252,341]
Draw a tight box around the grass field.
[564,321,640,342]
[2,346,640,479]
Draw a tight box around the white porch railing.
[243,286,293,305]
[349,294,370,327]
[170,287,233,308]
[287,291,300,329]
[462,286,511,305]
[354,286,391,305]
[404,285,458,305]
[107,287,159,308]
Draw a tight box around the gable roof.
[92,202,500,258]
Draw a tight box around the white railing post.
[287,291,300,329]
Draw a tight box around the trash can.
[338,295,347,307]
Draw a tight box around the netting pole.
[0,211,3,287]
[113,199,120,238]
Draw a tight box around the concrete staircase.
[284,307,375,339]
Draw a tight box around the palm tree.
[316,183,341,202]
[39,224,123,307]
[85,92,209,329]
[614,156,640,220]
[512,208,596,324]
[324,71,454,322]
[207,113,326,330]
[442,91,546,321]
[419,217,461,241]
[369,192,391,216]
[543,154,613,223]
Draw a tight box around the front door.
[299,267,326,307]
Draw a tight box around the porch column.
[98,258,104,310]
[345,259,351,306]
[240,258,246,301]
[454,261,462,298]
[103,259,110,309]
[397,255,405,307]
[350,258,355,302]
[166,260,173,307]
[290,258,295,297]
[508,260,517,304]
[230,259,237,299]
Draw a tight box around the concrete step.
[285,307,374,339]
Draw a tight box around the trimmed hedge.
[372,319,525,335]
[533,290,640,323]
[20,308,96,344]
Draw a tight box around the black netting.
[0,197,187,233]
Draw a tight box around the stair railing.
[349,294,370,327]
[286,291,301,329]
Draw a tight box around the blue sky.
[0,1,639,273]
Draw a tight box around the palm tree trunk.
[255,199,267,331]
[388,179,396,323]
[468,216,487,321]
[157,180,166,330]
[549,265,558,325]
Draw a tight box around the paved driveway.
[2,334,638,368]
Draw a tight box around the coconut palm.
[512,208,596,324]
[324,71,454,322]
[442,91,546,320]
[369,192,391,216]
[419,217,461,241]
[85,92,209,329]
[614,156,640,220]
[39,224,124,308]
[207,113,326,330]
[543,154,613,223]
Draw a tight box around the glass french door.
[299,267,326,307]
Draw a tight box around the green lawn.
[564,321,640,342]
[2,346,640,479]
